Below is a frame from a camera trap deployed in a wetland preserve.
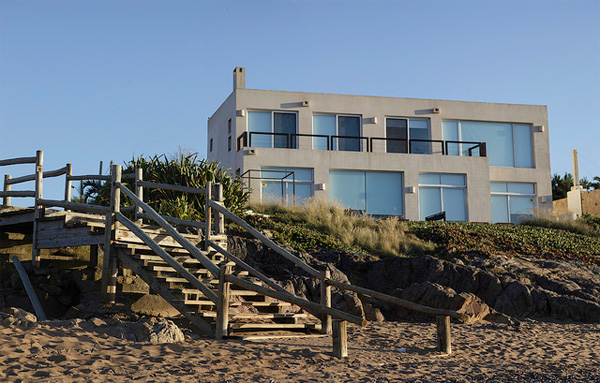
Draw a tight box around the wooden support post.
[332,319,348,358]
[32,150,43,268]
[135,167,143,225]
[107,251,118,303]
[216,263,231,340]
[320,269,332,334]
[436,315,452,354]
[12,256,47,321]
[88,244,99,279]
[64,163,72,209]
[3,174,11,206]
[213,183,225,235]
[101,164,121,303]
[204,180,212,250]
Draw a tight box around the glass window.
[330,170,404,216]
[419,173,467,221]
[385,118,430,154]
[248,111,297,149]
[313,115,335,150]
[443,120,534,168]
[261,167,313,206]
[514,124,533,168]
[490,182,536,223]
[329,170,366,211]
[386,118,408,153]
[313,114,361,151]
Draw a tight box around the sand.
[0,320,599,382]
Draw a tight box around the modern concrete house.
[207,67,552,223]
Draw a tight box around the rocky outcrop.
[228,235,600,323]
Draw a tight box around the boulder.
[130,294,180,318]
[0,307,38,329]
[134,317,185,343]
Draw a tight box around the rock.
[9,273,23,290]
[131,294,180,318]
[362,302,385,322]
[134,317,185,343]
[0,307,38,329]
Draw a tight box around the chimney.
[233,67,245,91]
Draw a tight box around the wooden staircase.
[113,240,320,337]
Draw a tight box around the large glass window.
[442,120,533,167]
[385,118,430,154]
[313,114,362,151]
[261,167,313,205]
[248,111,297,149]
[490,182,535,224]
[329,170,403,216]
[419,173,467,221]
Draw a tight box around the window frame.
[246,110,299,149]
[418,173,468,221]
[490,182,536,223]
[260,167,314,206]
[385,117,431,154]
[443,120,534,168]
[312,113,363,151]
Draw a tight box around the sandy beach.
[0,319,598,383]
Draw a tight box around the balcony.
[236,131,487,157]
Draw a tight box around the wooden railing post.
[332,319,348,358]
[135,167,143,225]
[64,163,72,211]
[436,315,452,354]
[3,174,11,206]
[213,183,225,236]
[216,263,231,340]
[101,164,121,303]
[32,150,43,267]
[204,180,212,251]
[320,269,332,334]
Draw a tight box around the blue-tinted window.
[330,170,403,216]
[261,167,313,206]
[419,173,467,221]
[248,111,297,149]
[313,115,336,150]
[490,182,536,223]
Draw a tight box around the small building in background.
[207,67,552,223]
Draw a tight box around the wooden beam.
[0,190,36,198]
[136,181,206,195]
[12,256,47,321]
[67,174,111,181]
[216,264,231,340]
[325,279,465,320]
[38,199,110,214]
[320,269,332,334]
[332,320,348,358]
[436,315,452,354]
[3,174,11,206]
[209,201,321,279]
[6,166,67,185]
[137,212,207,230]
[0,156,37,166]
[225,274,366,327]
[32,150,43,268]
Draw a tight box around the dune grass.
[245,200,600,264]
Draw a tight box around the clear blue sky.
[1,0,599,204]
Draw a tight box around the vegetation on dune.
[249,200,600,264]
[78,152,250,220]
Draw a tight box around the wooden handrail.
[208,200,321,278]
[37,199,110,214]
[116,182,220,276]
[325,279,465,320]
[0,190,36,198]
[6,166,68,185]
[225,274,367,327]
[115,212,218,303]
[137,212,207,230]
[137,181,206,195]
[0,156,37,166]
[67,174,111,181]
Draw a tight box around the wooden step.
[197,312,307,320]
[228,323,321,331]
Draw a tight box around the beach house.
[207,67,552,223]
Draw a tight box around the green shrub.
[520,215,600,238]
[80,152,250,220]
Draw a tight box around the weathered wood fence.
[2,151,461,355]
